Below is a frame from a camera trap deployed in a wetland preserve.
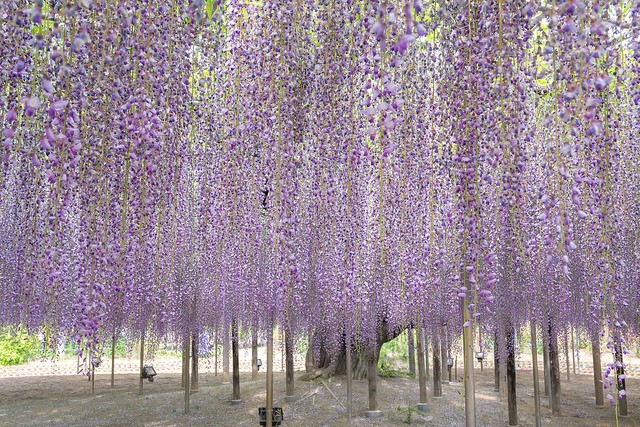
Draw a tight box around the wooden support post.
[184,333,190,414]
[139,330,144,396]
[367,347,381,416]
[542,334,550,401]
[408,327,416,376]
[615,340,627,417]
[506,326,517,426]
[266,330,273,427]
[442,330,449,383]
[252,331,258,381]
[346,330,353,420]
[214,326,218,376]
[416,326,428,409]
[223,325,230,383]
[425,334,430,380]
[111,331,116,389]
[494,333,500,392]
[285,329,295,401]
[564,330,570,382]
[530,323,542,427]
[592,336,604,407]
[232,320,240,402]
[182,341,188,388]
[462,299,477,427]
[571,327,576,375]
[191,333,199,392]
[548,323,561,416]
[433,335,442,398]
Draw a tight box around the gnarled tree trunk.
[301,321,403,381]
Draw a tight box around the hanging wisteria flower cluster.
[0,0,638,406]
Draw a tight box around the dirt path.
[0,366,638,426]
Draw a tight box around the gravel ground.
[0,367,638,426]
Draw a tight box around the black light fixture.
[256,358,263,370]
[91,356,102,368]
[475,351,484,362]
[142,365,157,382]
[447,357,454,369]
[258,407,284,426]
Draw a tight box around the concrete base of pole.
[284,395,298,403]
[365,410,383,419]
[417,403,429,412]
[230,399,242,405]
